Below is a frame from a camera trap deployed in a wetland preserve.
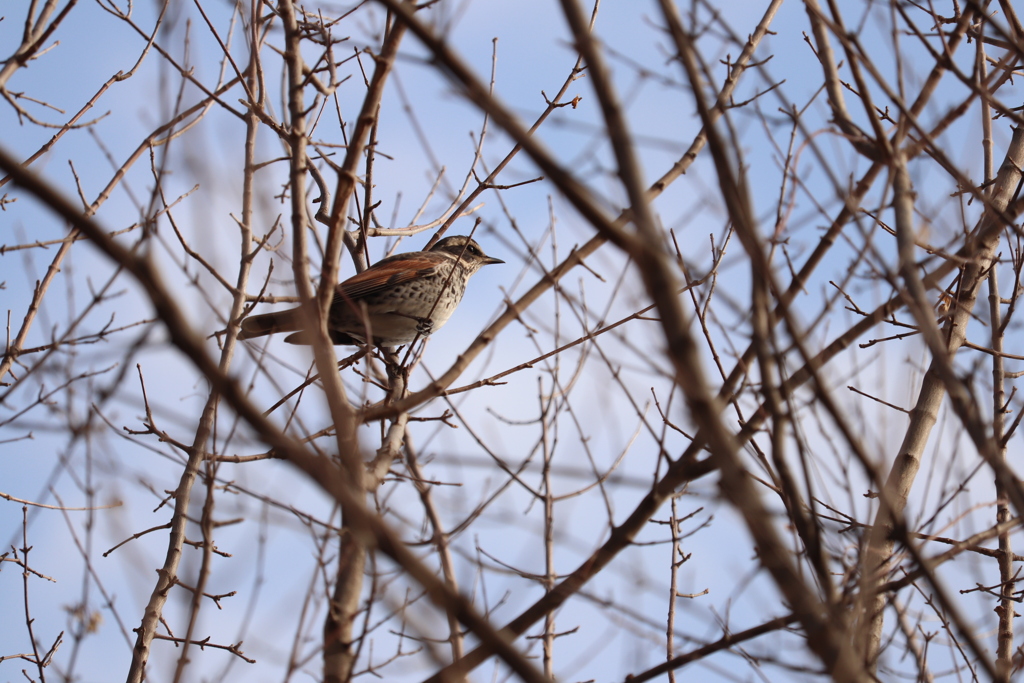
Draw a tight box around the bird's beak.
[483,256,504,266]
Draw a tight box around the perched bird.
[239,235,503,347]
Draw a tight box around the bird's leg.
[390,310,435,336]
[414,317,434,335]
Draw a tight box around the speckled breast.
[329,261,471,344]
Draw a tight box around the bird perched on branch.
[239,235,503,347]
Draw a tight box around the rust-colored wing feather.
[332,250,445,303]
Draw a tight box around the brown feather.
[238,236,501,346]
[333,252,447,302]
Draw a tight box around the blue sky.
[2,1,1018,681]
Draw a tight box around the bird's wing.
[333,251,444,302]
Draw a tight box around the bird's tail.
[238,307,302,339]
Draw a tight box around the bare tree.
[3,1,1024,682]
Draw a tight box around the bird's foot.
[414,317,435,335]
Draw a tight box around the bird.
[238,235,503,347]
